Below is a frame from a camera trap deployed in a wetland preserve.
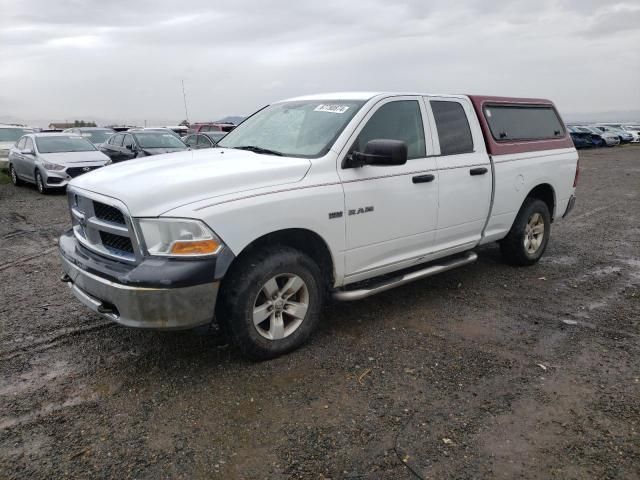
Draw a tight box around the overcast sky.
[1,0,639,126]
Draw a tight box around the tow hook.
[60,274,72,283]
[97,303,118,315]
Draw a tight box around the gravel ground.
[0,147,639,479]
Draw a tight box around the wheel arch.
[224,228,336,289]
[525,183,556,221]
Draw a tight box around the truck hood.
[70,148,312,216]
[39,151,110,164]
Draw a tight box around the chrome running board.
[333,251,478,301]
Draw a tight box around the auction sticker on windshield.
[314,104,350,114]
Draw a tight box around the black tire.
[9,164,23,186]
[35,170,48,194]
[499,198,551,266]
[217,246,324,361]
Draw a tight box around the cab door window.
[430,101,474,155]
[351,100,426,160]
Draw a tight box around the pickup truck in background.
[59,92,578,360]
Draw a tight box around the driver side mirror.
[20,148,35,156]
[349,139,408,167]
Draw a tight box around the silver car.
[8,133,111,194]
[0,125,34,167]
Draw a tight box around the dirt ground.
[0,146,639,479]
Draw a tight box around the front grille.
[68,190,138,263]
[99,231,134,254]
[93,201,125,224]
[67,166,100,178]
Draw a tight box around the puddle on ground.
[544,255,578,266]
[620,259,640,280]
[588,266,621,277]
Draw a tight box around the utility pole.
[181,79,190,124]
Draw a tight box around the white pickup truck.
[59,92,578,359]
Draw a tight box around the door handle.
[469,167,488,176]
[412,174,435,184]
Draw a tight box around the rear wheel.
[9,164,23,186]
[500,198,551,266]
[217,246,324,360]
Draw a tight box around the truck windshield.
[217,100,366,158]
[36,136,97,153]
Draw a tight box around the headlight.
[136,218,223,257]
[41,160,65,171]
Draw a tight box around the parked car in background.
[183,131,227,149]
[162,125,189,137]
[570,125,619,147]
[619,124,640,143]
[8,133,110,193]
[62,127,115,147]
[188,122,236,134]
[1,125,34,167]
[128,127,183,139]
[59,92,578,360]
[581,126,620,146]
[566,126,592,149]
[595,125,634,144]
[99,130,187,162]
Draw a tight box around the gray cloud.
[1,0,638,126]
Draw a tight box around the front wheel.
[500,198,551,266]
[35,170,49,194]
[217,246,324,360]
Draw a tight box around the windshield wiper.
[233,145,283,156]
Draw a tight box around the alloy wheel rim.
[10,167,17,184]
[36,173,43,192]
[252,273,309,340]
[524,212,545,254]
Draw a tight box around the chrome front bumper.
[60,248,219,330]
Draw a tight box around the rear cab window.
[483,105,565,141]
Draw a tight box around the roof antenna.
[181,79,190,124]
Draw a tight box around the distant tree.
[179,119,190,127]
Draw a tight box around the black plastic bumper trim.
[59,229,234,289]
